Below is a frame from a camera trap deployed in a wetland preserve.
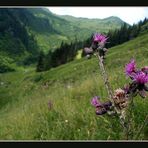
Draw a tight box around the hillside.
[27,8,127,52]
[59,15,127,33]
[0,8,127,73]
[0,8,125,55]
[0,33,148,140]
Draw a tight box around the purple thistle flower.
[125,59,136,77]
[93,33,108,44]
[124,60,148,98]
[91,96,113,115]
[91,96,102,107]
[133,71,148,84]
[95,101,112,115]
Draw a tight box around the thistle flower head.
[95,101,112,115]
[125,59,136,77]
[93,33,108,44]
[91,96,113,115]
[114,88,126,98]
[113,88,128,109]
[133,71,148,84]
[91,96,101,107]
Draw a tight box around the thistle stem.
[97,54,113,99]
[96,53,118,113]
[96,52,127,132]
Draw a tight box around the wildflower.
[113,88,128,110]
[91,96,101,107]
[83,33,109,61]
[114,88,126,98]
[91,96,112,115]
[133,71,148,84]
[93,33,108,44]
[124,60,148,98]
[125,59,136,77]
[93,33,101,42]
[96,101,112,115]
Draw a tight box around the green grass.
[0,33,148,140]
[35,33,69,53]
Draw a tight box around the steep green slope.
[0,7,127,73]
[31,8,126,52]
[0,33,148,140]
[0,8,41,69]
[0,8,126,68]
[2,8,126,53]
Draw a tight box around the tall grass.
[0,34,148,140]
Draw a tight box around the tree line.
[36,39,84,72]
[106,18,148,48]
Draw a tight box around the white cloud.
[47,7,148,25]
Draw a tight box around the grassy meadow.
[0,33,148,140]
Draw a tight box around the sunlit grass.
[0,33,148,140]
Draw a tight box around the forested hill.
[0,8,126,72]
[0,8,126,54]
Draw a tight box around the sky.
[47,7,148,25]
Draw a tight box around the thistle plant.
[84,33,148,140]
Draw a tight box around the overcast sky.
[47,7,148,25]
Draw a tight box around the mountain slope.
[0,33,148,140]
[0,8,127,73]
[58,15,128,33]
[1,8,126,53]
[30,8,126,52]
